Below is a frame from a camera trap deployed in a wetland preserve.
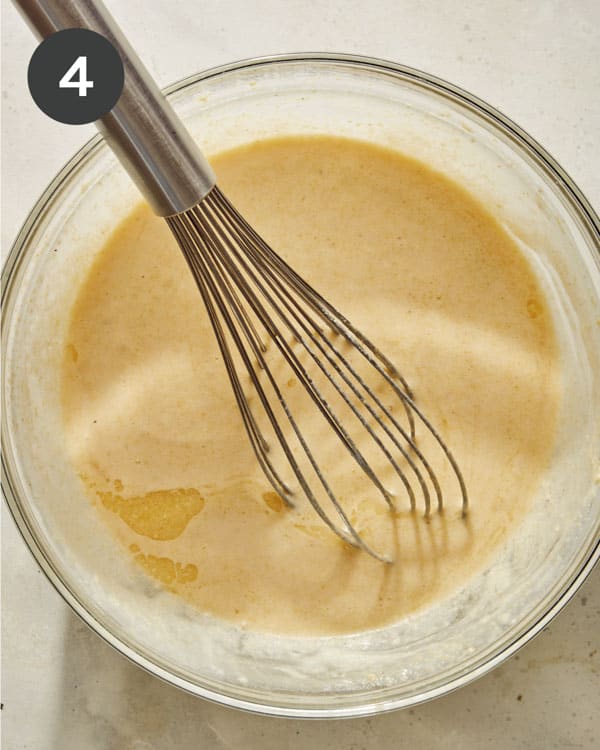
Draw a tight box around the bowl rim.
[2,52,599,719]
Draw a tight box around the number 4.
[59,56,94,97]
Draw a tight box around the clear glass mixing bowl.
[2,54,599,717]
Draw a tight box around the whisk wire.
[170,208,392,560]
[167,186,469,561]
[219,191,469,516]
[206,188,464,512]
[190,200,401,511]
[169,217,293,501]
[205,197,426,512]
[183,209,401,558]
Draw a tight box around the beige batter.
[62,136,561,635]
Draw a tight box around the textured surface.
[1,1,599,747]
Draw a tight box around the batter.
[62,136,561,635]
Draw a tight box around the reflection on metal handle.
[13,0,216,216]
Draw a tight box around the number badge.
[27,28,124,125]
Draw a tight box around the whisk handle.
[13,0,216,216]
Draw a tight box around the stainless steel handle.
[13,0,216,216]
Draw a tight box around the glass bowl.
[2,54,599,718]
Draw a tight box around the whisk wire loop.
[167,186,469,561]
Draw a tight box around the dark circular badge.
[27,28,124,125]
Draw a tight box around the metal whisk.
[18,0,468,562]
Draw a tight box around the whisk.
[17,0,467,562]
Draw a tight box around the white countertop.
[1,1,598,747]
